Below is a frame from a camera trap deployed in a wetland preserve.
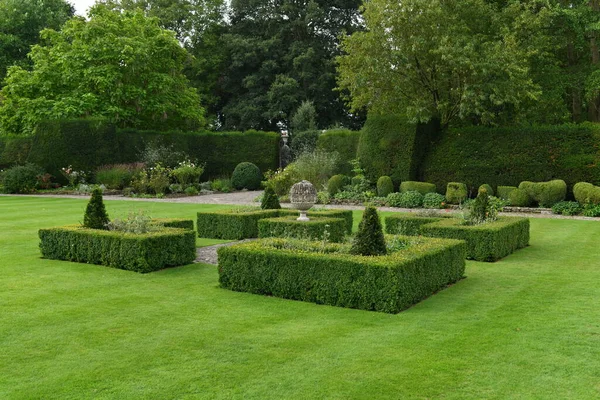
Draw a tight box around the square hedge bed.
[217,236,466,314]
[39,225,196,273]
[197,208,352,240]
[258,216,347,242]
[385,215,530,262]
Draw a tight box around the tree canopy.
[0,4,205,135]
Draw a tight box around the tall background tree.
[0,0,74,84]
[0,4,205,136]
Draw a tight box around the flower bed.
[218,236,466,314]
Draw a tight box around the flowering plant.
[60,165,87,187]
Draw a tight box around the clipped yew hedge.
[152,218,195,231]
[385,214,450,236]
[217,236,466,314]
[258,216,347,242]
[39,226,196,273]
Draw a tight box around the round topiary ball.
[231,162,262,190]
[508,188,532,207]
[327,174,349,196]
[377,176,394,197]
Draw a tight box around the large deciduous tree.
[0,4,205,136]
[0,0,74,83]
[337,0,541,128]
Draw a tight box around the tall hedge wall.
[316,129,361,175]
[421,123,600,193]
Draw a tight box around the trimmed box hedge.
[385,214,450,236]
[258,216,347,242]
[197,208,353,240]
[39,225,196,273]
[152,218,194,231]
[217,236,466,314]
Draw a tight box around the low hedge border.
[39,225,196,273]
[197,208,353,239]
[258,216,347,242]
[217,236,466,314]
[152,218,195,231]
[385,214,447,236]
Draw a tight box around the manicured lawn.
[1,196,600,399]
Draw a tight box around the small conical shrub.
[350,206,387,256]
[261,186,281,209]
[83,188,110,229]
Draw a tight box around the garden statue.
[289,180,317,221]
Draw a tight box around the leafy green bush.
[573,182,600,205]
[95,163,144,189]
[583,204,600,217]
[400,181,437,195]
[261,186,281,209]
[0,163,42,193]
[107,211,156,234]
[83,188,110,230]
[350,206,387,256]
[152,218,194,230]
[141,142,188,169]
[479,184,494,197]
[258,216,346,242]
[387,191,424,208]
[422,192,446,209]
[497,186,517,200]
[327,174,350,196]
[551,201,583,216]
[445,182,468,204]
[231,162,262,190]
[462,189,498,225]
[264,165,297,196]
[210,178,233,193]
[39,226,196,273]
[172,160,204,185]
[217,235,466,313]
[377,176,394,197]
[385,214,445,236]
[508,188,532,207]
[316,129,360,175]
[291,149,338,189]
[518,180,566,207]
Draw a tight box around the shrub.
[445,182,468,204]
[217,235,466,313]
[291,149,339,189]
[258,216,346,242]
[264,165,298,196]
[291,130,320,158]
[508,188,532,207]
[95,163,144,189]
[211,178,233,193]
[0,163,42,193]
[172,160,204,185]
[107,211,156,234]
[385,214,446,236]
[377,176,394,197]
[552,201,583,216]
[583,203,600,217]
[327,174,350,196]
[83,188,110,230]
[479,184,494,197]
[148,163,171,195]
[497,186,517,200]
[152,218,195,230]
[423,192,446,209]
[290,100,318,133]
[518,180,566,207]
[463,189,493,225]
[400,181,437,195]
[350,206,387,256]
[261,186,281,209]
[141,142,188,169]
[387,191,424,208]
[573,182,600,205]
[317,129,361,175]
[231,162,262,190]
[39,226,195,273]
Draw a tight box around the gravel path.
[195,239,255,265]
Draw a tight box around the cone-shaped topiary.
[350,206,387,256]
[261,186,281,209]
[83,188,110,230]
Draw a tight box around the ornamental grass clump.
[350,206,387,256]
[83,187,109,229]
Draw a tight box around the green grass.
[2,196,600,399]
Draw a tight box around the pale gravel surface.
[195,239,256,265]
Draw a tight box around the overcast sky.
[70,0,96,16]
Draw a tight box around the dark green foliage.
[197,208,353,239]
[468,189,490,225]
[38,226,195,273]
[420,217,530,262]
[551,201,583,216]
[400,181,437,195]
[291,130,320,158]
[257,216,346,242]
[290,101,317,133]
[261,186,281,210]
[518,180,566,207]
[327,174,350,196]
[423,192,447,209]
[445,182,468,204]
[377,176,394,197]
[508,188,532,207]
[152,218,195,231]
[422,124,600,191]
[83,188,110,230]
[386,191,424,208]
[385,215,445,236]
[357,115,418,185]
[0,136,33,168]
[231,162,262,190]
[573,182,600,205]
[217,236,466,314]
[479,184,494,197]
[497,186,517,200]
[350,206,387,256]
[317,129,361,175]
[583,204,600,217]
[0,163,42,193]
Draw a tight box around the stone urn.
[289,180,317,221]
